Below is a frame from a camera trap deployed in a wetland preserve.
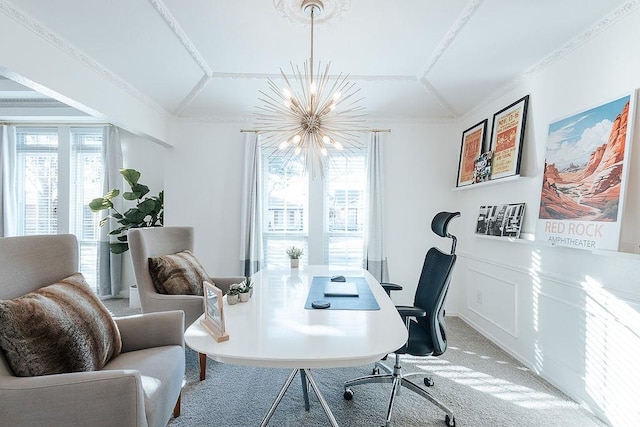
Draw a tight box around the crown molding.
[205,72,416,82]
[174,112,455,126]
[0,98,68,108]
[0,0,169,118]
[147,0,212,77]
[521,0,640,80]
[461,0,640,122]
[418,0,484,80]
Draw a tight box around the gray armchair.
[0,234,185,427]
[128,226,245,380]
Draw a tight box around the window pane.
[16,127,58,235]
[324,154,366,268]
[71,128,103,290]
[262,154,308,268]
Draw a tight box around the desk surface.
[185,266,408,369]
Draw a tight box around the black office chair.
[343,211,460,427]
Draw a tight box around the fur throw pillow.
[148,250,209,295]
[0,273,122,377]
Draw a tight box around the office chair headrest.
[431,211,461,238]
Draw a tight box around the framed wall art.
[535,93,636,251]
[201,281,229,342]
[476,203,526,238]
[489,95,530,180]
[456,119,488,187]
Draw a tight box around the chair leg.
[173,393,181,418]
[199,352,207,381]
[343,353,454,426]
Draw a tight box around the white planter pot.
[129,284,141,309]
[290,259,299,268]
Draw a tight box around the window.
[261,149,366,268]
[15,126,104,291]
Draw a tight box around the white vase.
[290,258,299,268]
[239,293,250,302]
[227,294,239,305]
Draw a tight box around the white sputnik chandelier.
[255,0,367,178]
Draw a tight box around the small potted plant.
[238,281,251,302]
[245,276,254,298]
[286,246,303,268]
[227,283,243,305]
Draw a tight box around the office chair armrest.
[380,282,403,296]
[395,305,426,318]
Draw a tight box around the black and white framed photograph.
[476,203,526,238]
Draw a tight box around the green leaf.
[137,199,156,214]
[132,184,150,199]
[88,197,113,212]
[120,169,140,188]
[109,242,129,254]
[123,208,147,224]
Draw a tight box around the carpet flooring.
[103,297,606,427]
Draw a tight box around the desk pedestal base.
[260,368,338,427]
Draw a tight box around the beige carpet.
[103,298,606,426]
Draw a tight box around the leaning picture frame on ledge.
[456,119,488,187]
[488,95,529,180]
[201,281,229,342]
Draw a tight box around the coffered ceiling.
[0,0,634,123]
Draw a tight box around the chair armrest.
[395,305,426,318]
[209,276,246,295]
[380,282,403,296]
[0,370,146,426]
[116,310,184,353]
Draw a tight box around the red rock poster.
[536,94,636,251]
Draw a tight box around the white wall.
[452,10,640,426]
[118,130,167,290]
[163,120,460,307]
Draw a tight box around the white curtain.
[239,132,263,276]
[363,131,389,282]
[98,126,123,296]
[0,125,17,237]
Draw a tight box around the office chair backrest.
[414,211,460,356]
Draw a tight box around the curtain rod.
[240,128,391,133]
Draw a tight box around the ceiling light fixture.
[254,0,367,178]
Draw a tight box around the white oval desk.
[185,265,408,426]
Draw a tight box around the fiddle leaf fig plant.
[89,168,163,254]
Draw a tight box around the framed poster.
[476,203,526,238]
[201,281,229,342]
[489,95,530,180]
[535,93,636,251]
[456,119,488,186]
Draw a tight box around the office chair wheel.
[343,389,354,400]
[372,367,380,375]
[445,414,456,426]
[424,377,434,387]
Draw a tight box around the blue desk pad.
[304,276,380,310]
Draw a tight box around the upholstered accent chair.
[0,234,185,427]
[128,226,245,380]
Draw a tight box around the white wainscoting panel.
[466,267,518,337]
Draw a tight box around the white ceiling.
[0,0,631,123]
